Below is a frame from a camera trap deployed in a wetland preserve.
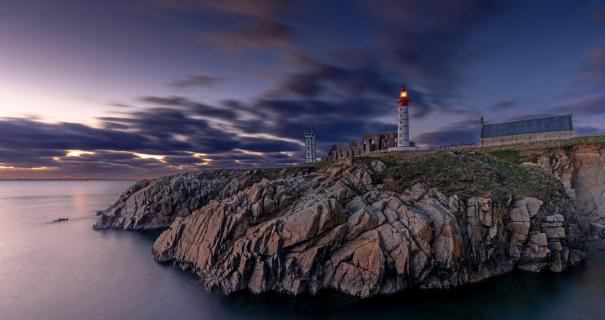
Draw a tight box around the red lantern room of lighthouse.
[398,86,409,106]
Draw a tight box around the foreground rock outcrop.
[147,155,586,297]
[94,168,312,230]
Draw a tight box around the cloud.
[202,19,295,50]
[0,99,305,178]
[169,74,224,89]
[270,55,397,99]
[109,102,135,108]
[139,95,239,120]
[555,95,605,116]
[148,0,298,51]
[147,0,294,17]
[367,0,501,96]
[415,119,480,146]
[575,46,605,86]
[490,100,517,110]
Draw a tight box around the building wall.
[325,132,401,161]
[360,132,397,154]
[480,130,574,147]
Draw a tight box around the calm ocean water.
[1,180,604,320]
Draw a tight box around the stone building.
[360,132,398,153]
[325,132,417,161]
[480,114,574,147]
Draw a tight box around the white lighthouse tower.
[397,86,410,148]
[389,85,425,152]
[304,129,316,163]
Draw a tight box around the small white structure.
[304,130,317,163]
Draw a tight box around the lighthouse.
[304,129,317,163]
[397,86,410,148]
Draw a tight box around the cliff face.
[539,145,605,238]
[148,155,586,298]
[93,168,312,230]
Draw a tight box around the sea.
[1,180,604,320]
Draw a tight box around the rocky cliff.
[93,168,313,230]
[142,153,586,297]
[538,144,605,238]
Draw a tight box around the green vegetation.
[480,135,605,153]
[297,160,331,171]
[471,135,605,165]
[488,149,519,164]
[363,151,563,204]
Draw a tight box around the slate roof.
[481,115,573,138]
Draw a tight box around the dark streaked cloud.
[149,0,298,51]
[139,96,239,120]
[147,0,294,17]
[415,119,480,146]
[555,95,605,116]
[490,100,517,110]
[202,19,295,51]
[369,0,501,96]
[169,74,224,89]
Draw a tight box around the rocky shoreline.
[150,158,585,297]
[93,144,605,297]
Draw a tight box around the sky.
[1,0,604,179]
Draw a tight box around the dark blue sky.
[0,0,604,178]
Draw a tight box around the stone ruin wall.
[325,132,398,161]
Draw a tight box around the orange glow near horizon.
[66,150,96,157]
[190,152,213,165]
[0,165,55,171]
[234,149,264,157]
[132,152,166,162]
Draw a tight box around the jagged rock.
[370,160,386,173]
[539,145,605,238]
[147,160,586,298]
[93,168,311,230]
[93,147,603,297]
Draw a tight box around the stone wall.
[326,132,402,161]
[480,130,573,147]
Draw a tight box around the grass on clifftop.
[462,135,605,165]
[481,135,605,153]
[362,151,563,204]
